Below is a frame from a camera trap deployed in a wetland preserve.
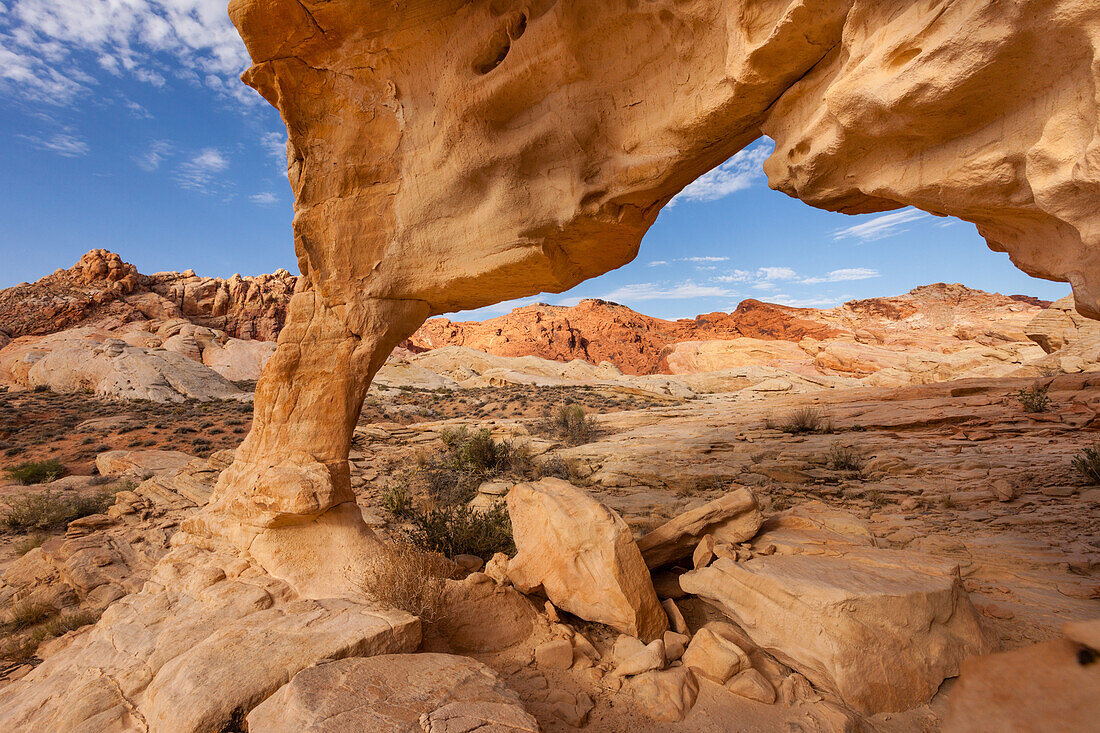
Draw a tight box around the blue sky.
[0,1,1070,321]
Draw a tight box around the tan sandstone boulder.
[637,488,763,569]
[680,549,993,714]
[506,478,668,641]
[246,653,538,732]
[944,619,1100,733]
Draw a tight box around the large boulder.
[943,620,1100,733]
[680,549,993,714]
[506,478,668,641]
[637,488,763,569]
[247,653,539,732]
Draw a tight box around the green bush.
[404,501,514,559]
[1072,445,1100,484]
[1014,383,1052,413]
[422,427,532,504]
[537,404,598,446]
[5,459,66,485]
[3,489,116,531]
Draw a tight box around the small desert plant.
[537,404,598,446]
[865,488,887,508]
[352,541,454,625]
[826,444,864,473]
[1,601,56,633]
[1072,445,1100,484]
[404,501,514,559]
[381,485,414,519]
[3,489,116,531]
[4,459,65,485]
[13,534,46,556]
[767,407,832,435]
[537,455,586,483]
[40,609,100,639]
[1013,383,1052,413]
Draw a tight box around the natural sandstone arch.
[192,0,1100,593]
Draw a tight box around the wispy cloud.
[672,139,773,205]
[249,192,279,205]
[831,208,930,243]
[0,0,255,106]
[798,268,879,284]
[714,265,879,289]
[134,139,173,171]
[603,282,737,302]
[175,147,229,193]
[18,131,89,157]
[648,256,729,267]
[261,131,288,173]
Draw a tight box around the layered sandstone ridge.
[0,249,295,343]
[409,284,1052,378]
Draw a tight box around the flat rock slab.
[0,544,421,733]
[637,488,763,569]
[247,653,539,732]
[95,449,196,477]
[680,548,992,714]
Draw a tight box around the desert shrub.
[766,407,832,435]
[537,404,598,446]
[1,601,56,633]
[13,533,46,556]
[4,459,65,485]
[3,489,116,531]
[864,488,887,508]
[352,540,454,625]
[826,444,864,473]
[40,609,100,639]
[1072,445,1100,484]
[419,427,532,504]
[404,501,515,559]
[381,485,414,519]
[1013,383,1051,413]
[538,455,585,483]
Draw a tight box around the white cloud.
[134,139,173,171]
[757,266,797,281]
[682,256,729,263]
[0,0,255,105]
[672,139,773,205]
[713,265,879,289]
[647,260,669,267]
[260,131,288,172]
[831,208,930,242]
[19,131,89,157]
[602,282,737,302]
[249,192,279,205]
[175,147,229,193]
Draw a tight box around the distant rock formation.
[0,249,296,342]
[407,284,1050,377]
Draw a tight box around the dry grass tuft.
[766,407,833,435]
[353,541,456,625]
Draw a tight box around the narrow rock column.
[181,287,428,596]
